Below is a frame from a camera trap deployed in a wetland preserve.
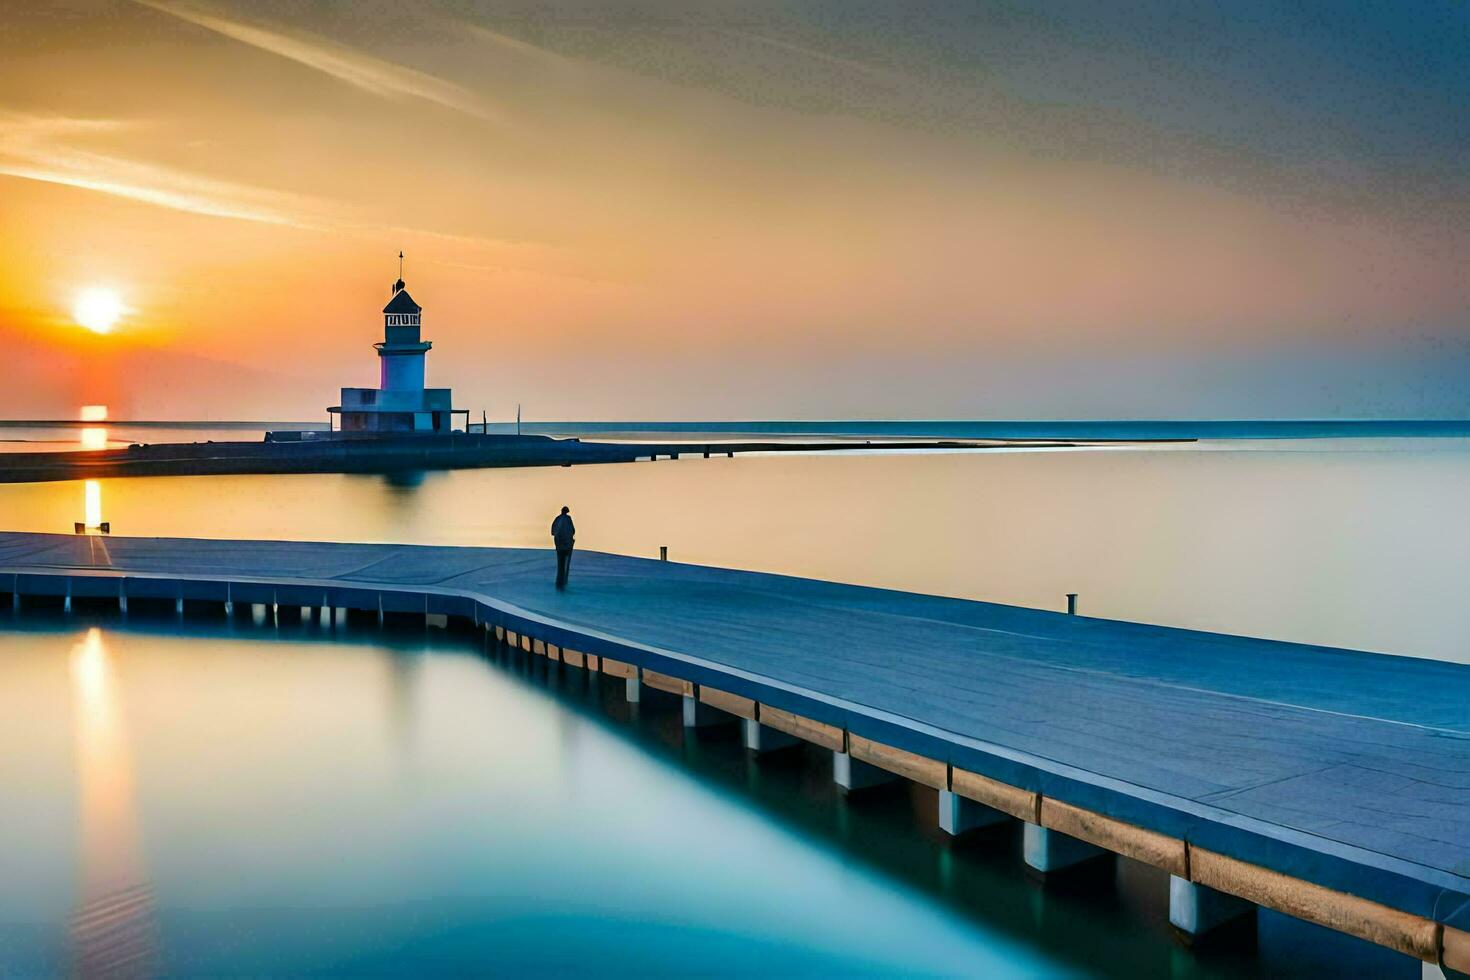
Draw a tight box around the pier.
[1,531,1466,974]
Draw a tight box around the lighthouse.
[330,256,466,434]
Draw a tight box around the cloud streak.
[131,0,497,120]
[0,114,323,227]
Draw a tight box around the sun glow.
[84,480,104,528]
[73,288,126,334]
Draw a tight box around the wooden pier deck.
[1,531,1467,971]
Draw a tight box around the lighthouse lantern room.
[329,256,468,434]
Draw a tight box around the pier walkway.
[1,531,1467,971]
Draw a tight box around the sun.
[73,288,126,334]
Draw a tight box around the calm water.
[0,615,1413,977]
[0,439,1466,660]
[0,439,1463,975]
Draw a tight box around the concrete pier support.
[1023,823,1110,874]
[175,598,184,617]
[743,718,800,753]
[833,751,898,792]
[625,676,641,703]
[1169,876,1254,939]
[682,695,731,728]
[939,790,1008,836]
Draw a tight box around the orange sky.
[2,1,1468,420]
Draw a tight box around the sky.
[1,0,1467,421]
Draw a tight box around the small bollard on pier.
[1066,593,1078,615]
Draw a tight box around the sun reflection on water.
[83,480,103,530]
[69,628,155,976]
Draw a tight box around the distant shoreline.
[0,433,1122,484]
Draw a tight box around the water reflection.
[0,614,1418,976]
[83,480,103,530]
[79,405,109,452]
[69,627,156,977]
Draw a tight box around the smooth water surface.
[0,440,1466,660]
[0,616,1415,977]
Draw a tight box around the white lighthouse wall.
[380,353,426,391]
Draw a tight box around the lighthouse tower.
[329,255,466,434]
[379,275,430,390]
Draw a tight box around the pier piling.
[742,719,800,753]
[938,790,1008,836]
[833,751,898,792]
[682,696,732,728]
[1023,824,1110,874]
[1170,876,1255,940]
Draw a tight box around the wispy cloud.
[131,0,497,120]
[0,114,323,227]
[0,113,566,273]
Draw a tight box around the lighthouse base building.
[329,273,467,434]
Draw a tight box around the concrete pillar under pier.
[682,695,732,728]
[1023,823,1110,874]
[833,751,898,792]
[939,790,1008,836]
[625,676,641,703]
[743,718,800,753]
[1169,876,1254,940]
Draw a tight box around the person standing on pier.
[551,506,576,589]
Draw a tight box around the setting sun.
[73,288,125,334]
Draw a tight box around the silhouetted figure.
[551,506,575,589]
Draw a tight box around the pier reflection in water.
[0,611,1417,977]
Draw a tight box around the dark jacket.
[551,514,575,550]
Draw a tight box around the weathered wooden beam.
[600,658,637,681]
[1190,847,1440,963]
[642,669,693,697]
[699,686,757,720]
[1040,798,1187,877]
[758,705,844,751]
[951,767,1039,823]
[848,734,946,790]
